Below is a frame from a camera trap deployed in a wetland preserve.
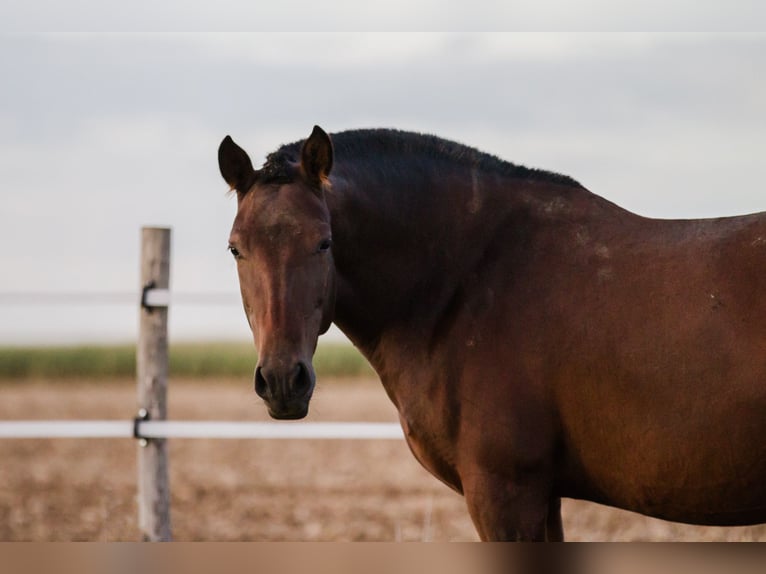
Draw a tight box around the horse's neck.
[325,172,421,352]
[325,161,546,360]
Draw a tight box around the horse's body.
[218,127,766,540]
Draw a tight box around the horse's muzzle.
[254,360,315,420]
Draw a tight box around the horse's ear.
[218,136,256,194]
[301,125,333,185]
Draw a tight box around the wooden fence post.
[136,226,172,541]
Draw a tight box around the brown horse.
[218,126,766,541]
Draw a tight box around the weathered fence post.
[136,226,172,541]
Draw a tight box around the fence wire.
[0,420,404,440]
[0,291,240,306]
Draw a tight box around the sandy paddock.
[0,378,764,541]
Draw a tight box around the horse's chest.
[398,413,463,494]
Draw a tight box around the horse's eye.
[228,245,241,259]
[317,238,333,253]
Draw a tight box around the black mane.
[258,128,581,188]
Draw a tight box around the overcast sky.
[1,32,765,344]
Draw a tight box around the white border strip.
[0,421,404,440]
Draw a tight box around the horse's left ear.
[301,125,333,186]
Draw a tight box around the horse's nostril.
[291,362,312,397]
[254,366,269,398]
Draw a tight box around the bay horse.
[218,126,766,541]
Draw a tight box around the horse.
[217,125,766,541]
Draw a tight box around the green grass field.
[0,342,374,381]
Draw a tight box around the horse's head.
[218,126,336,419]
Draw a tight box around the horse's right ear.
[218,136,256,194]
[301,125,333,185]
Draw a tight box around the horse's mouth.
[267,404,309,420]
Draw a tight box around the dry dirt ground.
[1,378,764,541]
